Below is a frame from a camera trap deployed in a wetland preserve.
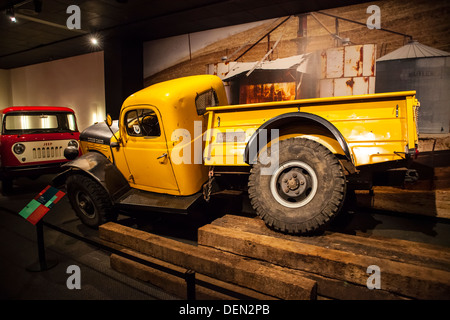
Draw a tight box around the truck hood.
[80,120,119,145]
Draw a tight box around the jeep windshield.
[2,112,78,135]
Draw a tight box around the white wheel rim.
[270,160,318,208]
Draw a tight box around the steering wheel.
[141,115,159,136]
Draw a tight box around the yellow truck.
[55,74,420,234]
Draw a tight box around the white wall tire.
[248,138,346,234]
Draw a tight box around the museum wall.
[9,51,105,131]
[0,69,12,108]
[142,0,450,88]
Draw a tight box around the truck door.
[121,106,179,193]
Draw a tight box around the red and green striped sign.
[19,185,65,225]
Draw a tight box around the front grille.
[32,146,63,160]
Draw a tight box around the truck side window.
[195,89,218,115]
[67,114,77,131]
[125,109,161,137]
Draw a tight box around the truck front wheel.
[248,138,346,234]
[66,174,117,228]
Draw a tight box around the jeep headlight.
[68,140,79,149]
[13,143,25,154]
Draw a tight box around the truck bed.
[204,91,419,168]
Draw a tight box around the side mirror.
[104,114,121,148]
[105,114,113,127]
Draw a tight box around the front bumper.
[0,162,67,179]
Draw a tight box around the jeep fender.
[53,152,130,202]
[244,112,353,165]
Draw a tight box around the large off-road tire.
[248,138,346,234]
[66,174,117,228]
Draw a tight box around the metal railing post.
[185,269,196,300]
[26,220,58,272]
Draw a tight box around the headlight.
[68,140,79,149]
[13,143,25,154]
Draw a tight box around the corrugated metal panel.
[209,54,310,81]
[333,77,374,96]
[368,76,376,94]
[344,45,363,77]
[206,44,377,103]
[376,56,450,133]
[319,76,375,97]
[334,78,352,96]
[319,44,376,97]
[377,41,450,62]
[363,44,376,77]
[352,77,370,95]
[325,47,344,78]
[319,79,334,97]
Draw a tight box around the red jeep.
[0,106,81,192]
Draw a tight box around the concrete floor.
[0,174,177,300]
[1,174,449,300]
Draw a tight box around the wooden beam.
[99,222,317,300]
[198,215,450,299]
[110,248,277,300]
[356,187,450,219]
[210,215,450,272]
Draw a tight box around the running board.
[115,189,202,214]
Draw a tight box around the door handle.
[157,153,167,159]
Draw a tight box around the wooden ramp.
[99,221,316,300]
[356,187,450,219]
[99,215,450,300]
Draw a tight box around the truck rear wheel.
[66,174,117,228]
[248,138,346,234]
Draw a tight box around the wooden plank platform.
[99,222,317,300]
[209,215,450,272]
[356,187,450,219]
[198,215,450,300]
[110,248,277,300]
[99,215,450,300]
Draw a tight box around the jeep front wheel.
[248,138,346,234]
[66,174,117,228]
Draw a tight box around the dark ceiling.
[0,0,372,69]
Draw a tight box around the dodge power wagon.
[0,106,80,192]
[54,75,420,234]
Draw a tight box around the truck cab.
[77,75,227,194]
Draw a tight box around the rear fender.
[244,112,353,165]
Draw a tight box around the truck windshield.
[2,112,77,135]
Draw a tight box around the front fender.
[53,152,130,201]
